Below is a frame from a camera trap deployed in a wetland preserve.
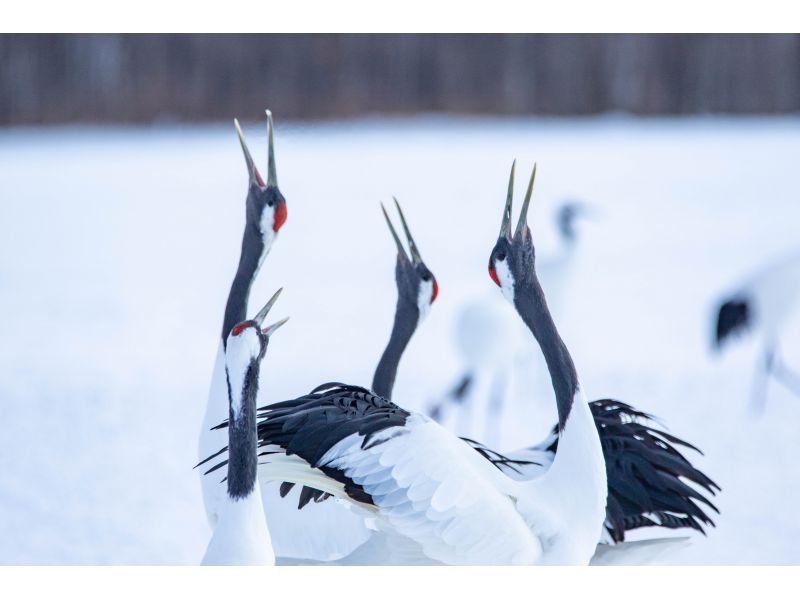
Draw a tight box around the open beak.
[234,110,278,190]
[499,160,537,239]
[253,288,289,336]
[380,198,425,265]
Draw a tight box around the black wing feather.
[200,383,410,510]
[548,399,719,543]
[257,383,411,507]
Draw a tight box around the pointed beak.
[381,202,410,262]
[234,118,265,188]
[392,197,424,264]
[266,109,278,189]
[262,316,290,337]
[515,163,537,237]
[500,160,515,239]
[253,287,283,326]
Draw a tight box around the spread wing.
[253,383,542,565]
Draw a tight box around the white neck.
[515,389,607,564]
[202,482,274,565]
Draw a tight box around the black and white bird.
[198,111,288,527]
[713,251,800,408]
[202,290,288,566]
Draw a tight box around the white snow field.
[1,116,800,565]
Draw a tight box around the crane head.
[226,287,290,363]
[488,160,538,304]
[381,198,438,320]
[233,110,288,248]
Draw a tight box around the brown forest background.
[2,34,800,125]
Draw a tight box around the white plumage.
[198,343,230,527]
[202,488,273,566]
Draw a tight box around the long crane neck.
[372,298,419,400]
[225,359,260,499]
[514,276,578,431]
[222,224,266,346]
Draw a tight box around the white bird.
[248,164,609,565]
[202,290,288,565]
[713,250,800,409]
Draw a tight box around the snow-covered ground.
[1,116,799,564]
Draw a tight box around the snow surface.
[1,116,800,564]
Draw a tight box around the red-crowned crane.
[202,290,288,565]
[199,111,287,527]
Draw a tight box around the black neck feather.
[514,277,578,431]
[225,360,260,499]
[372,299,419,400]
[222,224,265,347]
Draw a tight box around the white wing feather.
[318,414,542,565]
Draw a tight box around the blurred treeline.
[2,33,800,125]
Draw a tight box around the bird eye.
[496,251,506,261]
[421,272,431,282]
